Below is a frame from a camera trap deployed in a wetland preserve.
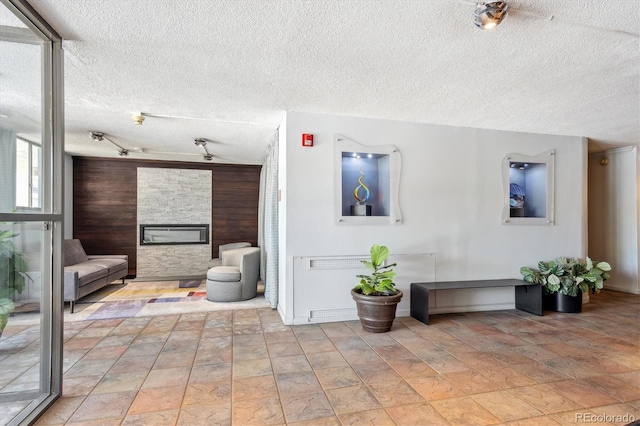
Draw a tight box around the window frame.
[15,136,42,209]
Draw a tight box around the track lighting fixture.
[194,138,214,161]
[474,1,508,30]
[89,131,132,157]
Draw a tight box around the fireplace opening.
[140,224,210,245]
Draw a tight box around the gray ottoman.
[206,266,242,302]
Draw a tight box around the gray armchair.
[206,247,261,302]
[207,242,252,268]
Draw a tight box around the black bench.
[410,279,542,325]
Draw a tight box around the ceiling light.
[203,154,213,161]
[131,112,145,125]
[194,138,207,147]
[118,149,129,157]
[474,1,508,30]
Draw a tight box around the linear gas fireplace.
[140,224,210,246]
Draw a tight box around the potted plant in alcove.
[520,257,611,313]
[0,229,31,339]
[351,244,403,333]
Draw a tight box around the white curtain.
[0,127,16,213]
[258,133,279,308]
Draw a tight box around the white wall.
[277,115,290,322]
[588,146,639,294]
[279,111,588,325]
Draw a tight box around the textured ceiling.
[5,0,639,164]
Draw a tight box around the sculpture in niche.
[502,149,555,226]
[351,167,372,216]
[334,134,402,225]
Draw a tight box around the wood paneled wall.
[73,157,261,276]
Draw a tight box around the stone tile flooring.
[7,290,640,425]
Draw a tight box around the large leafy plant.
[0,229,30,334]
[354,244,398,296]
[520,257,611,297]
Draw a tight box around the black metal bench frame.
[410,279,542,325]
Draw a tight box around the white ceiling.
[4,0,639,164]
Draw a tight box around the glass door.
[0,0,64,424]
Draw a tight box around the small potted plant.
[0,229,30,339]
[351,244,402,333]
[520,257,611,313]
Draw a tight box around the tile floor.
[19,290,640,425]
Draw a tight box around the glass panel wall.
[0,0,64,424]
[0,221,49,424]
[0,5,42,215]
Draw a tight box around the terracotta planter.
[544,290,582,313]
[351,289,403,333]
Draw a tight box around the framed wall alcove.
[334,134,402,225]
[502,149,555,226]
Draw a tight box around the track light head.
[474,1,509,30]
[194,138,207,147]
[118,149,129,157]
[89,131,104,141]
[203,154,213,161]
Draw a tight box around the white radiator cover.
[292,253,436,324]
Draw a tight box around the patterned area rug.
[67,279,269,322]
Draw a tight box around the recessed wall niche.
[502,149,555,226]
[334,134,402,225]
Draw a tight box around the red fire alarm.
[302,133,314,147]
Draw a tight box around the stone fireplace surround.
[137,167,212,279]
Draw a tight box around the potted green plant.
[0,229,30,338]
[351,244,403,333]
[520,257,611,313]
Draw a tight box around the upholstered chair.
[206,247,261,302]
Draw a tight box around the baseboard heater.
[293,253,435,324]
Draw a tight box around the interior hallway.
[28,290,640,425]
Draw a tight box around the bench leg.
[70,301,75,314]
[515,284,543,316]
[410,284,430,325]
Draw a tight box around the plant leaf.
[548,274,560,285]
[0,298,15,316]
[596,261,611,271]
[595,277,604,290]
[520,267,533,276]
[585,257,593,270]
[579,282,589,293]
[370,244,389,267]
